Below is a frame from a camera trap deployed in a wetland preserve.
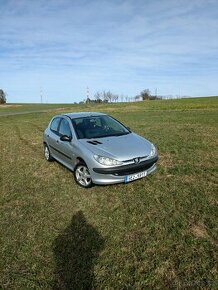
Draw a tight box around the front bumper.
[93,156,158,175]
[91,155,158,185]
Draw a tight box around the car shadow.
[52,211,104,290]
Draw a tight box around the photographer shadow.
[53,211,104,290]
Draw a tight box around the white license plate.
[124,170,147,183]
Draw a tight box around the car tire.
[74,162,93,188]
[44,143,54,161]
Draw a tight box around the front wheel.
[74,162,93,188]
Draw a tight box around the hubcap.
[44,146,50,160]
[75,165,91,186]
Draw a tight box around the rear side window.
[50,117,61,132]
[59,118,72,137]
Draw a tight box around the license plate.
[124,170,147,183]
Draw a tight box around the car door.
[57,117,75,169]
[47,117,62,159]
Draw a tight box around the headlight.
[94,155,123,166]
[149,144,157,157]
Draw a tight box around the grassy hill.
[0,96,218,114]
[0,97,217,289]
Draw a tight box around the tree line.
[86,90,129,104]
[0,87,161,105]
[86,89,161,104]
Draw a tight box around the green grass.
[0,103,77,115]
[0,97,218,289]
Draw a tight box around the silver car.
[43,112,158,188]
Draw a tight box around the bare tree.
[115,94,119,102]
[94,90,121,103]
[94,92,102,101]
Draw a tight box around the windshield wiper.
[96,132,130,138]
[108,132,130,137]
[84,132,130,139]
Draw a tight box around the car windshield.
[72,115,130,139]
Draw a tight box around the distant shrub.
[135,89,162,101]
[0,89,6,104]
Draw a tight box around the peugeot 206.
[43,112,158,188]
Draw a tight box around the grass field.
[0,97,218,289]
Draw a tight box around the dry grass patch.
[191,223,208,238]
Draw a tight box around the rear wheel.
[44,144,54,161]
[74,162,92,188]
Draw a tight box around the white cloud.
[0,0,218,102]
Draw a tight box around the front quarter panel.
[72,140,98,169]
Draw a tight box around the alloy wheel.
[75,165,92,187]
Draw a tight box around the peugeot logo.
[134,157,140,164]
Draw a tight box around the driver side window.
[50,117,61,133]
[59,118,72,137]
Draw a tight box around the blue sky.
[0,0,217,103]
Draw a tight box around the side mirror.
[60,135,72,142]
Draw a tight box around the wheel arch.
[75,157,86,165]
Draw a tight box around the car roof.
[62,112,107,119]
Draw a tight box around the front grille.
[113,161,156,176]
[122,155,149,164]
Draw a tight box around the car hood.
[78,133,152,161]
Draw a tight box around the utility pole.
[86,86,90,101]
[40,87,43,104]
[155,88,157,98]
